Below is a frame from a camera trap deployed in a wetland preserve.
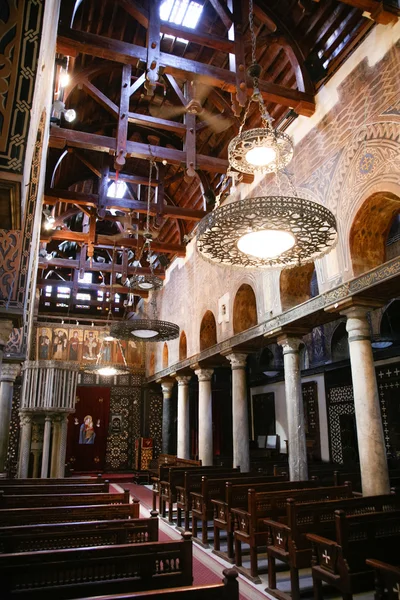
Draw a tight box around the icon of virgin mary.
[79,415,96,444]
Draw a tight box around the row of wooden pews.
[152,459,400,600]
[0,475,239,600]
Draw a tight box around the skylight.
[108,181,127,199]
[160,0,203,29]
[78,272,92,284]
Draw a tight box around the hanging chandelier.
[196,0,337,269]
[84,336,131,376]
[125,160,163,292]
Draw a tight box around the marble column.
[226,353,250,472]
[194,368,214,466]
[17,413,32,478]
[277,336,308,481]
[0,363,21,477]
[57,414,69,478]
[342,305,390,496]
[0,320,13,378]
[50,416,61,478]
[161,379,175,455]
[41,415,52,478]
[176,375,191,459]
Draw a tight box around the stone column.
[0,363,21,477]
[176,375,191,459]
[41,415,52,478]
[160,379,175,455]
[32,451,41,478]
[342,305,390,496]
[50,416,61,478]
[17,413,32,478]
[57,414,69,478]
[226,353,250,472]
[277,336,308,481]
[194,368,214,466]
[0,320,13,378]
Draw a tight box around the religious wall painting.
[52,328,68,360]
[68,329,83,361]
[79,415,96,444]
[83,330,100,361]
[37,327,52,359]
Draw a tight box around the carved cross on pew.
[322,550,330,564]
[276,533,283,545]
[393,583,400,600]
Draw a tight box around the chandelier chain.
[249,0,256,67]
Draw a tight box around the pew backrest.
[0,489,130,508]
[0,482,110,495]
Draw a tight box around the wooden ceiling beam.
[38,257,165,277]
[208,0,234,29]
[82,79,119,116]
[37,278,146,296]
[108,171,159,186]
[57,27,315,115]
[127,111,186,135]
[49,126,230,172]
[115,64,131,169]
[116,0,234,52]
[337,0,398,23]
[44,187,209,220]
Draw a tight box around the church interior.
[0,0,400,598]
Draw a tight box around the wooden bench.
[0,476,103,485]
[307,510,400,600]
[151,459,202,511]
[0,482,110,495]
[0,489,130,508]
[0,513,158,553]
[74,568,239,600]
[159,466,240,522]
[366,558,400,600]
[265,493,400,600]
[1,532,193,599]
[0,501,140,526]
[191,473,287,546]
[333,469,400,493]
[212,478,321,562]
[232,484,354,581]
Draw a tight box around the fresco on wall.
[35,324,144,369]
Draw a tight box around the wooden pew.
[0,501,139,526]
[307,510,400,600]
[75,568,239,600]
[1,532,193,600]
[191,473,287,546]
[232,484,354,581]
[0,489,130,508]
[265,493,400,600]
[0,476,103,485]
[334,469,400,493]
[151,459,202,511]
[0,514,158,553]
[0,482,110,495]
[212,478,321,562]
[366,558,400,600]
[159,466,240,522]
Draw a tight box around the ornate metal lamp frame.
[110,319,179,343]
[196,195,338,269]
[125,272,163,292]
[228,126,294,175]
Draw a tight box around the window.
[57,286,71,299]
[97,291,104,301]
[76,304,90,309]
[160,0,203,28]
[115,293,120,304]
[108,181,127,199]
[78,272,92,284]
[77,292,91,301]
[56,302,69,308]
[45,285,52,298]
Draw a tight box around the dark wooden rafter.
[184,81,197,177]
[115,64,131,169]
[337,0,398,23]
[57,27,316,115]
[37,278,147,297]
[39,257,165,278]
[208,0,234,29]
[145,0,161,96]
[228,0,247,109]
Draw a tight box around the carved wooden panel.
[0,230,22,302]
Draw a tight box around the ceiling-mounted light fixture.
[110,317,179,342]
[51,100,76,124]
[196,0,338,269]
[84,336,131,377]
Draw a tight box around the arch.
[200,310,217,351]
[349,192,400,276]
[331,322,349,362]
[280,262,315,312]
[179,331,187,361]
[232,284,257,334]
[149,352,155,377]
[380,299,400,341]
[162,343,169,369]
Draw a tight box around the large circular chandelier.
[197,196,337,269]
[84,337,131,377]
[110,318,179,342]
[125,271,163,292]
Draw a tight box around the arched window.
[331,322,349,362]
[179,331,187,361]
[162,343,169,369]
[200,310,217,351]
[280,262,315,311]
[232,284,257,334]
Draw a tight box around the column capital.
[176,375,192,386]
[0,363,21,382]
[0,319,13,347]
[19,413,32,427]
[160,379,174,397]
[341,305,371,342]
[225,353,247,369]
[277,335,303,355]
[194,368,214,381]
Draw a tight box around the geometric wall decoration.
[376,362,400,458]
[148,390,163,459]
[5,383,21,478]
[302,381,321,461]
[327,385,356,464]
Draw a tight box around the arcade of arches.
[0,1,399,504]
